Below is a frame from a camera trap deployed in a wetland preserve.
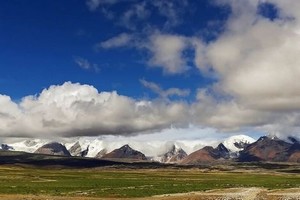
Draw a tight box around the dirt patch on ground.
[150,188,300,200]
[151,188,265,200]
[0,188,300,200]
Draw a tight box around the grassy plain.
[0,165,299,198]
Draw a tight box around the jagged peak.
[202,146,214,151]
[265,133,280,140]
[42,142,62,147]
[168,144,185,153]
[35,142,71,156]
[257,136,268,141]
[223,135,255,152]
[120,144,131,150]
[216,143,229,152]
[257,135,281,142]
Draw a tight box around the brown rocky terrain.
[34,142,71,156]
[239,136,300,162]
[102,144,147,160]
[180,143,229,164]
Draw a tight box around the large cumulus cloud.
[192,0,300,136]
[0,82,189,137]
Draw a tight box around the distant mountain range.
[1,135,299,164]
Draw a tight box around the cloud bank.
[0,82,188,137]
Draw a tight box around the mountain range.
[1,135,299,164]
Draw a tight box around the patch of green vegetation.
[0,166,299,198]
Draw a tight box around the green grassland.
[0,166,299,198]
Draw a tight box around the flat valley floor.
[0,164,299,199]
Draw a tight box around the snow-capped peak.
[154,144,187,163]
[8,139,51,153]
[223,135,255,152]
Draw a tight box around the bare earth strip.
[1,188,300,200]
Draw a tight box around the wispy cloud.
[97,33,133,49]
[150,0,189,28]
[86,0,118,11]
[86,0,188,29]
[74,57,100,73]
[120,1,150,30]
[97,32,190,75]
[140,79,190,99]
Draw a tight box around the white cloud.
[140,79,190,99]
[203,1,300,111]
[0,82,189,137]
[99,32,192,74]
[98,33,133,49]
[188,0,300,137]
[147,33,189,74]
[98,32,191,75]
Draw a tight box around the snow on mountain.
[8,139,50,153]
[154,144,187,163]
[95,149,107,158]
[0,144,14,151]
[65,138,92,157]
[65,138,110,158]
[223,135,255,152]
[2,134,257,162]
[85,139,105,157]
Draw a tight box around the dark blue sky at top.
[0,0,230,100]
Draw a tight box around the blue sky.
[0,0,225,100]
[0,0,300,140]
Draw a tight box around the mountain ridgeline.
[101,145,147,161]
[1,135,300,164]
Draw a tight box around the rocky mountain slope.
[35,142,71,156]
[180,143,230,164]
[239,136,300,162]
[102,145,147,160]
